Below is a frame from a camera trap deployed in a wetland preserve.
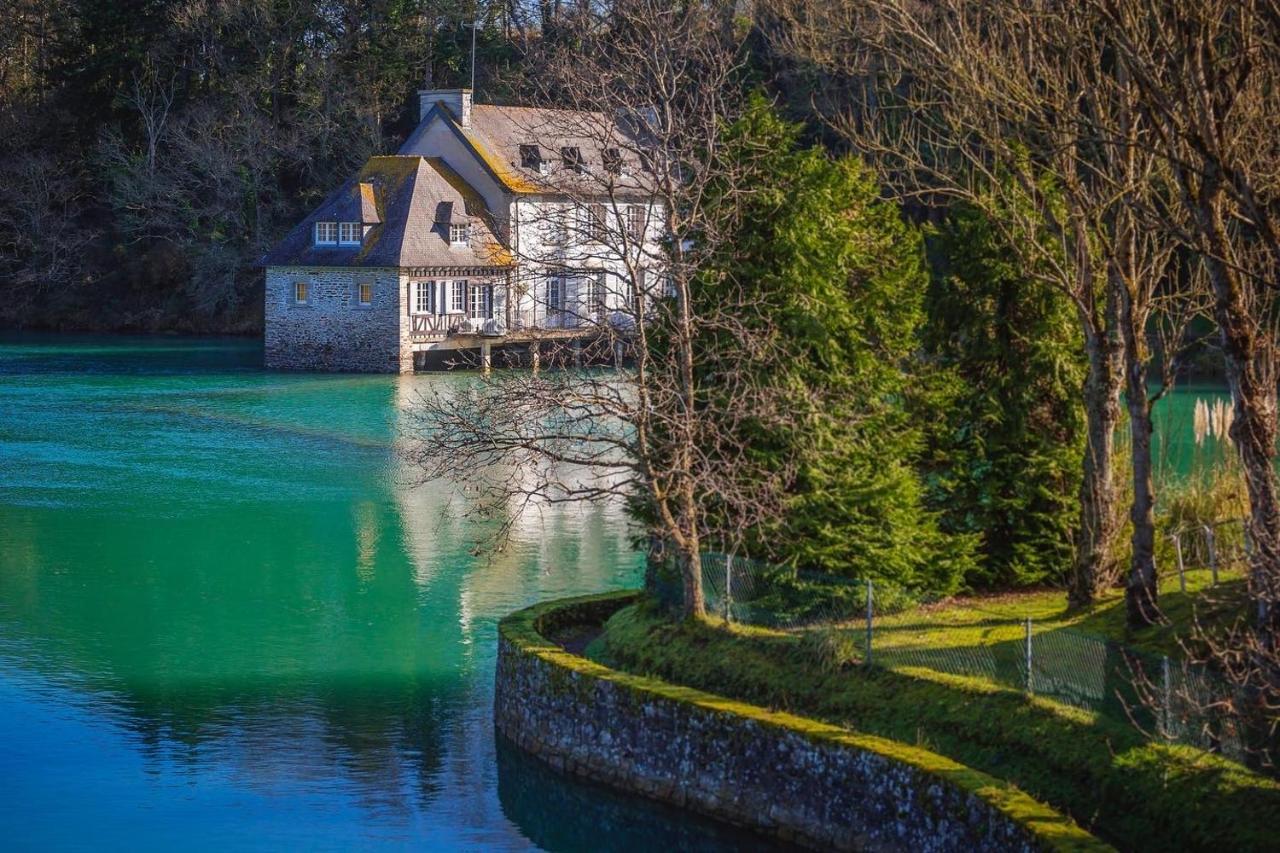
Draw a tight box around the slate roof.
[410,103,652,198]
[261,155,511,270]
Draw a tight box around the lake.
[0,335,775,851]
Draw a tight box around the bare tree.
[121,59,177,176]
[403,0,790,619]
[0,150,95,313]
[769,0,1190,611]
[1086,0,1280,640]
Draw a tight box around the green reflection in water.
[0,334,769,852]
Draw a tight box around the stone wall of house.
[495,592,1100,853]
[264,267,411,373]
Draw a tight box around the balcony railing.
[408,307,635,342]
[410,313,452,338]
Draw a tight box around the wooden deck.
[411,326,631,372]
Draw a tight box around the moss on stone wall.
[590,598,1280,852]
[496,591,1107,852]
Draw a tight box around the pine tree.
[693,96,974,594]
[921,205,1085,588]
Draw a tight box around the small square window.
[294,281,309,304]
[603,148,623,175]
[357,281,372,306]
[561,146,584,172]
[339,222,361,245]
[519,144,541,170]
[449,222,469,245]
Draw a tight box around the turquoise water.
[0,335,771,851]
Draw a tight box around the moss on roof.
[262,154,513,270]
[456,125,545,194]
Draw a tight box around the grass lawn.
[840,570,1252,722]
[863,568,1247,660]
[586,581,1277,853]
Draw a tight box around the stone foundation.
[495,592,1105,853]
[264,266,409,372]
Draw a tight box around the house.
[261,88,664,373]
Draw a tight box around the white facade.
[265,89,666,372]
[506,196,666,331]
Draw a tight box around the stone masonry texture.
[265,267,410,373]
[495,596,1065,853]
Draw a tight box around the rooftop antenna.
[470,5,478,92]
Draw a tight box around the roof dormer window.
[316,221,361,247]
[603,148,624,176]
[561,146,584,173]
[449,222,470,246]
[315,221,338,245]
[338,222,361,245]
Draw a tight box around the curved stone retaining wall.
[495,591,1107,853]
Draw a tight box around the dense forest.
[0,0,547,333]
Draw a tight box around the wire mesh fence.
[648,546,1261,771]
[1161,517,1248,590]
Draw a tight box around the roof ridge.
[392,157,430,267]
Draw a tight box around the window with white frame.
[469,284,491,319]
[314,221,338,245]
[585,270,607,315]
[449,280,466,313]
[546,274,565,314]
[547,206,568,244]
[413,281,436,314]
[293,281,309,304]
[626,205,645,240]
[621,272,635,312]
[449,222,469,245]
[579,204,606,242]
[339,222,361,245]
[356,280,373,306]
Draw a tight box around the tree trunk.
[1226,355,1280,633]
[1116,233,1161,625]
[1197,185,1280,636]
[678,539,705,619]
[1073,314,1124,608]
[1123,336,1160,626]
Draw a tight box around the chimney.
[418,88,472,127]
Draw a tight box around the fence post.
[1024,617,1033,695]
[723,552,732,623]
[865,579,874,668]
[1161,655,1172,739]
[1204,524,1218,585]
[1171,532,1186,594]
